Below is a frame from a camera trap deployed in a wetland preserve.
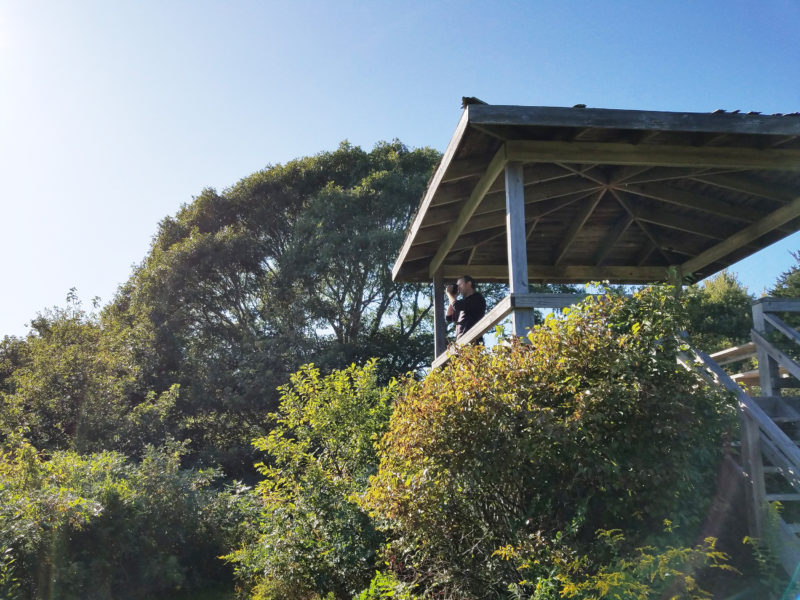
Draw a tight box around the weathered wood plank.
[682,196,800,275]
[393,110,470,280]
[506,139,800,171]
[709,342,757,365]
[428,146,508,277]
[469,104,800,137]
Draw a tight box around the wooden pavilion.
[391,103,800,365]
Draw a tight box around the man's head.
[457,275,476,296]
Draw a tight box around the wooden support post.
[753,301,779,396]
[741,412,766,537]
[433,271,447,359]
[505,161,534,337]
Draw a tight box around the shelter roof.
[392,104,800,283]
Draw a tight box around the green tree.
[0,293,148,453]
[225,360,393,600]
[770,251,800,298]
[685,270,754,353]
[109,141,439,473]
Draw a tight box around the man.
[445,275,486,342]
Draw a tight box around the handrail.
[432,292,590,368]
[685,344,800,482]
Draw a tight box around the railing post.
[741,412,766,537]
[505,161,534,338]
[433,270,447,359]
[753,300,779,396]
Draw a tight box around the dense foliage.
[362,286,735,598]
[0,438,230,600]
[225,361,392,599]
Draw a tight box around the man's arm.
[445,289,457,322]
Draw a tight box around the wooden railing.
[681,297,800,575]
[432,292,588,369]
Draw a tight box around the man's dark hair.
[461,275,476,289]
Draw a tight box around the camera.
[446,283,459,296]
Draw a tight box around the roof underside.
[393,105,800,284]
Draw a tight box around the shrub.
[362,286,735,598]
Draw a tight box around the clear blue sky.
[2,0,799,337]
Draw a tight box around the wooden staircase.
[682,298,800,576]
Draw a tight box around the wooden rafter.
[610,190,674,264]
[683,195,800,275]
[556,163,608,185]
[691,173,798,204]
[554,191,605,265]
[625,203,731,240]
[428,146,507,276]
[441,158,488,182]
[594,213,634,266]
[624,182,769,223]
[617,167,738,185]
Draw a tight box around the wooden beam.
[691,173,799,204]
[624,182,771,224]
[469,104,800,137]
[428,145,508,276]
[506,139,800,171]
[554,191,605,265]
[594,213,634,265]
[393,110,470,280]
[506,161,534,336]
[440,264,670,282]
[683,195,800,275]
